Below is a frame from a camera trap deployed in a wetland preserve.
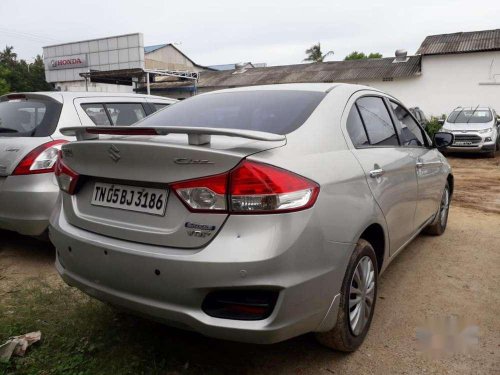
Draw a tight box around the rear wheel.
[316,239,378,352]
[424,182,450,235]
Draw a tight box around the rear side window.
[390,101,425,147]
[152,103,169,112]
[81,104,111,125]
[0,96,62,137]
[136,90,326,135]
[81,103,146,126]
[357,97,399,146]
[346,105,369,147]
[105,103,146,126]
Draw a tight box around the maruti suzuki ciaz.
[49,83,454,351]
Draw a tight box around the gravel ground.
[0,154,499,374]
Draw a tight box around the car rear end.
[49,88,349,343]
[0,93,66,235]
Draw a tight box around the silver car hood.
[442,121,494,132]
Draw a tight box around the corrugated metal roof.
[144,44,168,53]
[150,56,421,90]
[417,29,500,55]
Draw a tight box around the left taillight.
[54,151,79,195]
[12,140,68,175]
[171,160,320,214]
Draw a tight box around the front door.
[345,96,418,255]
[388,100,445,228]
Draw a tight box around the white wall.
[355,51,500,117]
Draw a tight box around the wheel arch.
[359,223,386,273]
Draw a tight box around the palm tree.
[304,43,334,63]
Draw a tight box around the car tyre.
[424,182,450,235]
[316,239,378,352]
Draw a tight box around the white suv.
[441,106,499,158]
[0,92,175,236]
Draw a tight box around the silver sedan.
[49,83,454,351]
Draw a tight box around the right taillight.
[54,151,79,195]
[171,160,319,214]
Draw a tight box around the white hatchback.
[0,92,175,236]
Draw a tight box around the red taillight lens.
[54,151,79,195]
[171,160,319,214]
[12,140,68,175]
[229,161,319,213]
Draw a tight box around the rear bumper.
[0,173,59,235]
[49,202,350,344]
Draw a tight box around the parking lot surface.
[1,155,499,374]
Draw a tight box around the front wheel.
[424,182,450,235]
[316,239,378,352]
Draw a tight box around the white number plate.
[91,182,168,216]
[453,141,473,146]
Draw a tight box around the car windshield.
[0,96,62,137]
[447,109,492,124]
[136,90,326,135]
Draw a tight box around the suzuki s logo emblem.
[108,145,121,162]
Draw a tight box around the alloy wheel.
[440,187,450,226]
[349,256,375,336]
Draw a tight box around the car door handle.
[416,161,424,169]
[369,168,385,178]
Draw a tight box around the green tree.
[0,46,51,93]
[0,66,10,95]
[304,43,334,63]
[344,51,383,60]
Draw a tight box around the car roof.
[0,91,174,103]
[452,106,492,111]
[204,82,379,95]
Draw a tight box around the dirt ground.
[1,154,499,374]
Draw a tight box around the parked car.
[408,106,428,128]
[441,106,500,157]
[0,92,175,237]
[49,83,454,352]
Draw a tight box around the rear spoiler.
[60,126,285,145]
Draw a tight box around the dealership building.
[42,33,212,93]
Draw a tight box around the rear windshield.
[447,109,492,124]
[136,90,326,135]
[0,96,62,137]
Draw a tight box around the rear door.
[344,95,418,255]
[388,100,444,228]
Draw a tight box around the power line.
[0,27,60,44]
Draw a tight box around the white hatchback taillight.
[12,140,68,175]
[54,151,79,195]
[171,160,319,214]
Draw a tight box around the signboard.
[48,54,88,70]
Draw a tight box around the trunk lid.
[61,134,285,248]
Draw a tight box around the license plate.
[91,182,168,216]
[453,141,473,146]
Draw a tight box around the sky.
[0,0,498,66]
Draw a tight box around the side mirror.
[438,119,445,125]
[433,132,454,149]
